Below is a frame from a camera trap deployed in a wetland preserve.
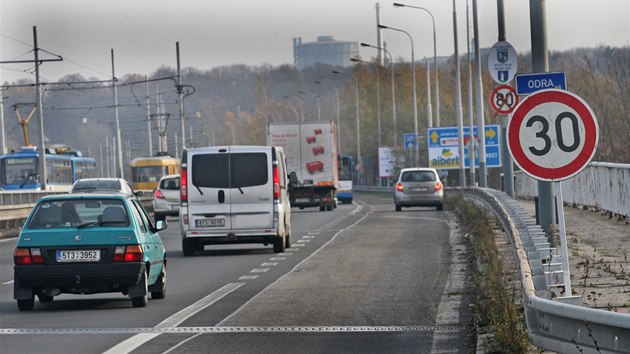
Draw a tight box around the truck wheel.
[182,239,195,256]
[17,297,34,311]
[319,206,325,211]
[38,293,54,303]
[273,235,286,253]
[326,205,333,211]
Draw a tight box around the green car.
[13,193,167,311]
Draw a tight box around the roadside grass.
[448,195,531,353]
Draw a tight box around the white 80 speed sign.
[507,89,599,181]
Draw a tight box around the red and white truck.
[267,121,338,211]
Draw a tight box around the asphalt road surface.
[0,193,474,353]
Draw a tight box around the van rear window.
[192,153,268,188]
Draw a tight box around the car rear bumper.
[394,193,443,206]
[14,262,146,293]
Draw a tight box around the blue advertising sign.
[427,125,501,169]
[515,72,567,95]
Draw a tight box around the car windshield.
[28,198,129,229]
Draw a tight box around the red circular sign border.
[490,84,519,114]
[508,89,598,181]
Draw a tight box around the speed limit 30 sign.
[507,89,598,181]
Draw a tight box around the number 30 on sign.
[507,89,599,181]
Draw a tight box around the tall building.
[293,36,358,70]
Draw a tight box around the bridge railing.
[515,162,630,221]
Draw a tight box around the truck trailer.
[267,121,338,211]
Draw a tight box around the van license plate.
[56,250,100,262]
[195,218,225,227]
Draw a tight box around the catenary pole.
[112,49,124,179]
[473,0,487,187]
[453,1,466,186]
[34,26,47,190]
[466,0,476,185]
[497,0,514,196]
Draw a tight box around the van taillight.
[113,245,143,262]
[14,248,43,265]
[272,164,280,200]
[181,168,188,202]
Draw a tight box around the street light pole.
[351,57,381,147]
[378,24,419,166]
[314,81,342,156]
[297,90,321,121]
[361,42,397,149]
[393,2,440,127]
[332,70,361,183]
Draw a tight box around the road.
[0,193,473,353]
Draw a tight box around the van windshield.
[192,153,268,189]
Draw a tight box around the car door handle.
[218,190,225,203]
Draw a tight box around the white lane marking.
[302,235,315,239]
[0,237,17,244]
[285,248,301,252]
[269,257,286,261]
[279,252,293,256]
[217,202,367,327]
[260,262,278,267]
[160,332,202,354]
[307,231,319,235]
[238,275,259,280]
[250,268,269,273]
[102,282,244,354]
[292,243,305,247]
[2,280,15,285]
[296,239,310,243]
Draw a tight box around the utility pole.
[176,42,186,150]
[145,76,153,156]
[473,0,487,187]
[530,0,556,233]
[466,0,476,185]
[111,49,124,179]
[375,3,383,65]
[453,0,466,187]
[497,0,514,197]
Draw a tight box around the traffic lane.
[0,204,364,354]
[150,195,459,352]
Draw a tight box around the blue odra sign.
[427,125,501,169]
[515,72,567,95]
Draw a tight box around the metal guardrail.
[457,187,630,353]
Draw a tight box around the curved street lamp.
[351,57,381,147]
[297,90,321,121]
[393,2,440,127]
[378,24,419,166]
[332,69,361,183]
[361,42,397,149]
[314,80,342,156]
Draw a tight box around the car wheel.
[38,293,54,303]
[395,204,402,212]
[131,271,148,308]
[319,206,325,211]
[150,263,167,299]
[17,298,34,311]
[436,204,444,211]
[182,238,195,256]
[273,235,286,253]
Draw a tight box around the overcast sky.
[2,0,629,83]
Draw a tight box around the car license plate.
[411,187,429,192]
[169,204,180,210]
[195,218,225,227]
[295,198,310,203]
[56,250,100,263]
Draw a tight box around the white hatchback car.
[70,178,137,195]
[152,174,180,222]
[393,168,444,211]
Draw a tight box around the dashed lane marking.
[250,268,269,273]
[296,240,310,243]
[269,257,286,261]
[2,280,15,285]
[260,262,278,267]
[238,275,259,280]
[101,282,244,354]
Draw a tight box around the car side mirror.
[155,220,167,231]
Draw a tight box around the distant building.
[293,36,358,70]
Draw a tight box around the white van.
[179,146,291,255]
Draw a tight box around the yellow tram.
[129,155,180,191]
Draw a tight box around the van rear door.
[187,146,274,232]
[188,147,232,231]
[227,146,274,230]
